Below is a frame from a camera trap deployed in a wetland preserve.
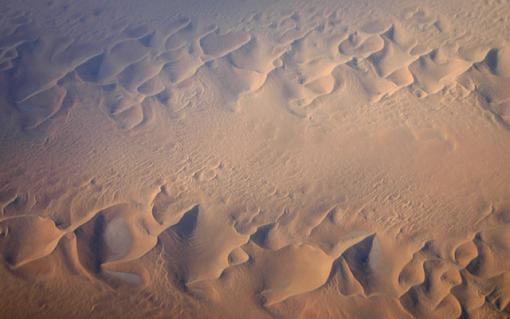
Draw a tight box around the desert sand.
[1,0,510,318]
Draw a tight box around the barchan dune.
[1,0,510,318]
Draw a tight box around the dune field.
[1,0,510,318]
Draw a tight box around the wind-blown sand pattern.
[1,0,510,318]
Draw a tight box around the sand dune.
[1,0,510,318]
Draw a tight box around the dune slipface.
[1,0,510,318]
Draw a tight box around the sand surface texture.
[1,0,510,318]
